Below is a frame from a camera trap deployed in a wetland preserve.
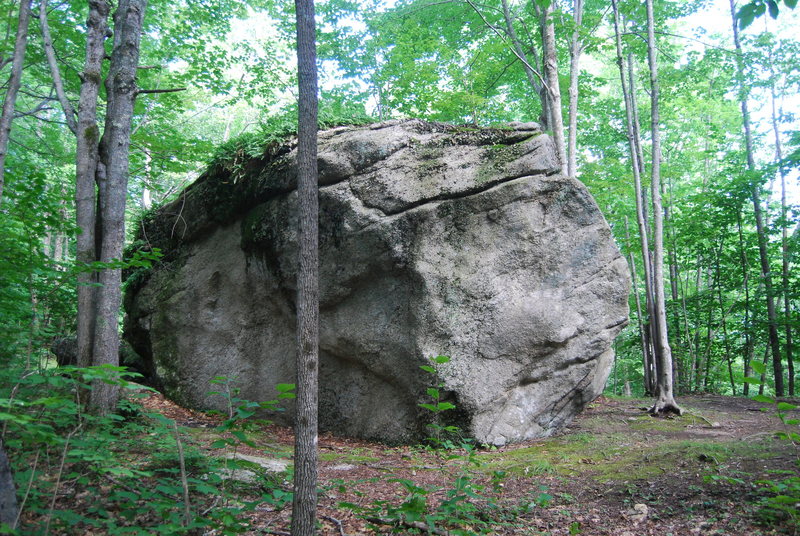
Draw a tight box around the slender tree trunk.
[625,216,651,392]
[89,0,147,415]
[646,0,680,415]
[737,209,755,396]
[728,0,783,396]
[538,2,567,168]
[767,46,795,396]
[39,0,77,135]
[0,0,33,204]
[612,0,656,396]
[715,250,736,395]
[291,0,320,533]
[75,0,110,372]
[566,0,584,177]
[0,439,17,530]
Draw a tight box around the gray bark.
[728,0,784,396]
[291,0,320,533]
[566,0,583,177]
[646,0,680,415]
[0,0,33,204]
[0,439,17,530]
[611,0,655,396]
[90,0,147,415]
[538,3,567,169]
[39,0,77,135]
[499,0,548,130]
[767,45,795,396]
[75,0,110,373]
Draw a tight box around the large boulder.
[123,120,630,445]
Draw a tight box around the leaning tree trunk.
[645,0,680,415]
[291,0,320,533]
[728,0,784,396]
[566,0,584,177]
[0,0,34,204]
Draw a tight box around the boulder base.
[124,120,630,445]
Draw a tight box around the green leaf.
[767,0,780,17]
[276,383,295,393]
[426,387,440,398]
[419,365,436,374]
[751,394,774,404]
[432,355,451,364]
[436,402,456,411]
[751,361,766,374]
[785,0,797,8]
[737,3,758,28]
[776,402,797,411]
[743,377,762,385]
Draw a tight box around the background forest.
[1,0,799,533]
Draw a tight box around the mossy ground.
[134,391,797,535]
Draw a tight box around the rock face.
[123,120,630,445]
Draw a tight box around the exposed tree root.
[649,399,683,417]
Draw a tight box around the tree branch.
[39,0,77,135]
[136,87,187,95]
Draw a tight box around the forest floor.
[139,392,800,536]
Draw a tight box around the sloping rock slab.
[124,120,630,445]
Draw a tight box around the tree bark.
[767,44,795,396]
[538,2,567,169]
[39,0,77,135]
[566,0,583,177]
[75,0,110,374]
[0,439,18,530]
[737,209,755,396]
[291,0,320,534]
[728,0,784,396]
[0,0,33,205]
[89,0,147,415]
[645,0,680,415]
[499,0,547,129]
[611,0,656,396]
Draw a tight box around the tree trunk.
[0,439,18,530]
[39,0,77,135]
[291,0,320,534]
[767,45,795,396]
[539,2,567,169]
[566,0,583,177]
[89,0,147,415]
[611,0,656,396]
[625,216,652,392]
[645,0,680,415]
[737,209,755,396]
[727,0,783,396]
[75,0,110,374]
[499,0,547,129]
[0,0,33,204]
